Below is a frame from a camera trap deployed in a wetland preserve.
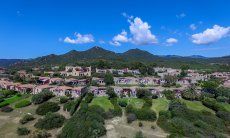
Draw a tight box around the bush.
[31,90,54,104]
[69,99,81,115]
[63,100,74,112]
[15,100,31,108]
[163,90,175,100]
[135,131,145,138]
[0,102,9,108]
[1,106,13,112]
[17,127,30,135]
[0,90,17,98]
[36,102,60,115]
[118,100,127,107]
[202,97,226,112]
[34,113,65,130]
[138,122,143,127]
[216,111,230,123]
[216,96,228,103]
[136,88,152,99]
[20,114,35,124]
[30,130,51,138]
[59,96,69,104]
[127,113,137,123]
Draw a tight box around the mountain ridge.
[0,46,229,68]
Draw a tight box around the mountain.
[0,59,24,67]
[187,55,207,59]
[1,46,230,70]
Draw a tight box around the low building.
[92,77,105,85]
[65,66,91,77]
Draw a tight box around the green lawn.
[219,102,230,112]
[119,98,145,109]
[90,96,114,111]
[0,94,31,108]
[151,98,169,114]
[180,99,215,114]
[0,95,22,107]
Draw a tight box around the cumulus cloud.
[64,33,94,44]
[191,25,230,45]
[129,17,158,45]
[166,38,178,44]
[110,17,158,46]
[190,24,197,31]
[176,13,186,19]
[110,30,129,46]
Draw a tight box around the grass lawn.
[151,98,169,115]
[0,94,31,108]
[180,99,215,114]
[90,96,114,111]
[119,98,145,109]
[219,102,230,112]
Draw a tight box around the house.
[37,77,50,85]
[49,77,63,85]
[44,71,55,77]
[0,67,6,74]
[65,78,79,86]
[148,87,163,97]
[128,69,141,75]
[17,84,35,93]
[92,77,105,85]
[177,78,191,86]
[51,66,59,70]
[32,85,54,94]
[89,86,107,96]
[71,87,85,97]
[223,80,230,88]
[95,68,107,74]
[17,70,27,77]
[114,77,138,85]
[111,86,136,97]
[65,66,91,77]
[50,86,74,97]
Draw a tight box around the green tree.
[104,73,114,86]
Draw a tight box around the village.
[0,66,229,99]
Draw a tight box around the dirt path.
[103,109,168,138]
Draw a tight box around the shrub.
[127,113,137,123]
[1,106,13,112]
[118,100,127,107]
[20,114,35,124]
[0,102,9,108]
[15,100,31,108]
[59,96,69,104]
[69,99,81,115]
[34,113,65,130]
[31,90,54,104]
[202,97,226,112]
[135,131,145,138]
[138,122,143,127]
[136,88,152,99]
[36,102,60,115]
[163,90,175,100]
[216,96,228,103]
[63,100,74,112]
[85,93,94,103]
[151,125,155,129]
[30,130,51,138]
[216,111,230,123]
[17,127,30,135]
[0,90,17,98]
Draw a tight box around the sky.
[0,0,230,59]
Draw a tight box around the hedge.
[15,100,31,108]
[36,102,60,115]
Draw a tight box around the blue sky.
[0,0,230,58]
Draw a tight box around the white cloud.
[110,16,157,46]
[99,40,105,44]
[129,17,158,45]
[191,25,230,45]
[166,38,178,44]
[64,33,94,44]
[110,30,129,46]
[190,24,197,31]
[176,13,186,19]
[166,38,178,46]
[109,41,121,46]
